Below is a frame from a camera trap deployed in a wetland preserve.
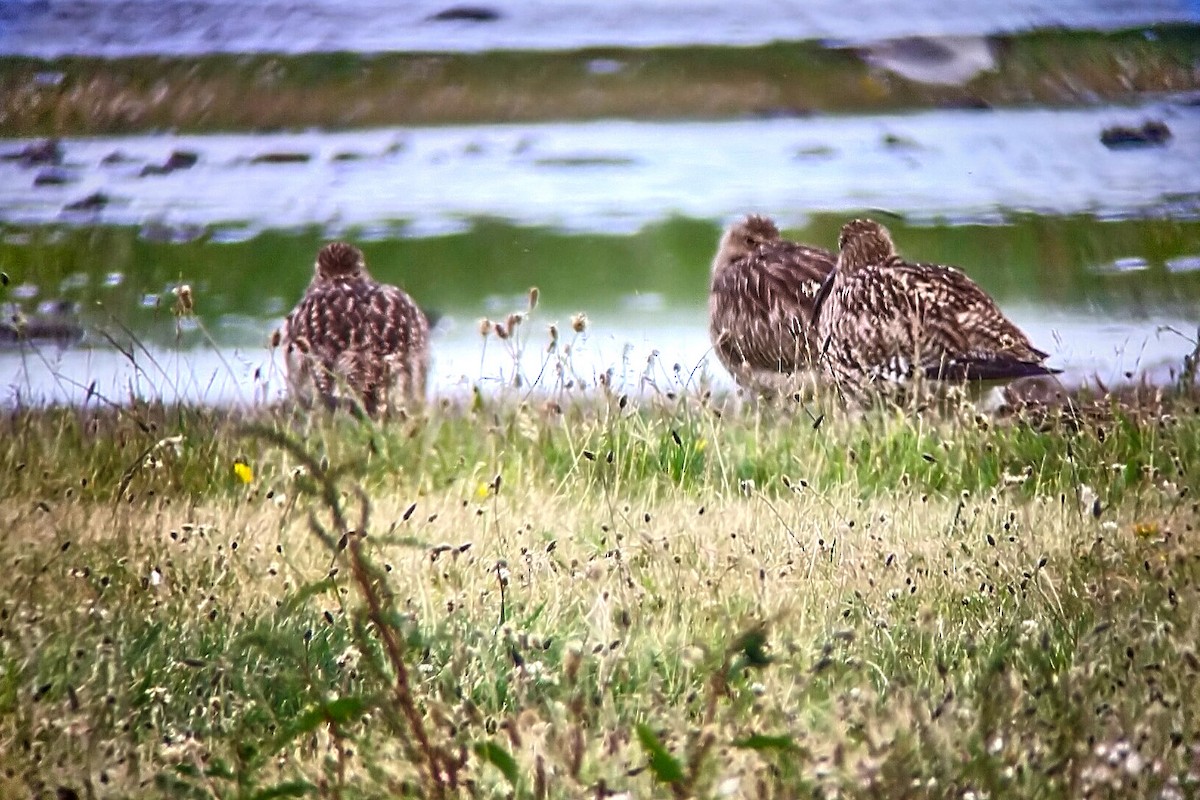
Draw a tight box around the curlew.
[278,241,430,416]
[708,214,837,393]
[815,218,1059,405]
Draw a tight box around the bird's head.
[315,241,368,281]
[713,214,780,273]
[836,218,897,274]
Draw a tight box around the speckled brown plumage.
[708,214,836,391]
[279,242,430,416]
[816,218,1059,402]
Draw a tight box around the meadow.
[4,4,1200,797]
[2,333,1199,798]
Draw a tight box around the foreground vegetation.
[1,377,1199,798]
[3,25,1199,136]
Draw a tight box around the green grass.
[1,380,1199,798]
[3,379,1198,505]
[2,25,1199,135]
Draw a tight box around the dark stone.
[164,150,199,170]
[427,5,501,22]
[882,132,921,149]
[1100,120,1172,149]
[33,168,72,186]
[140,149,200,176]
[64,192,110,211]
[250,152,312,164]
[101,150,134,165]
[1,138,63,166]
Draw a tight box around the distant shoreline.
[2,25,1198,137]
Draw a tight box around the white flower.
[1077,485,1098,510]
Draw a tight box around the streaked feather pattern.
[708,215,836,389]
[817,219,1058,402]
[280,242,430,416]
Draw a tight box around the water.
[3,99,1200,234]
[3,305,1196,409]
[2,209,1198,406]
[3,0,1195,58]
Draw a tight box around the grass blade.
[474,741,520,787]
[635,724,684,785]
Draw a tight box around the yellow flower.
[474,482,491,501]
[696,438,708,453]
[233,460,254,484]
[1132,521,1159,539]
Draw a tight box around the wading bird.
[278,241,429,416]
[708,215,836,393]
[815,218,1059,405]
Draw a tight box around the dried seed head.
[564,641,583,683]
[478,317,493,337]
[570,312,588,333]
[527,286,539,311]
[506,312,523,330]
[173,284,194,315]
[269,328,282,348]
[494,323,509,340]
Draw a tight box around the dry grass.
[1,384,1198,798]
[2,25,1199,135]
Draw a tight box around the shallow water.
[3,304,1197,409]
[3,0,1196,58]
[3,208,1199,407]
[2,96,1199,406]
[3,99,1200,234]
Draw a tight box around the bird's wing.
[710,243,835,370]
[285,284,354,361]
[361,283,429,355]
[923,357,1062,382]
[895,261,1048,363]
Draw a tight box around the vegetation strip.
[2,25,1199,136]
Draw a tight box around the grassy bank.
[2,385,1199,798]
[2,25,1199,136]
